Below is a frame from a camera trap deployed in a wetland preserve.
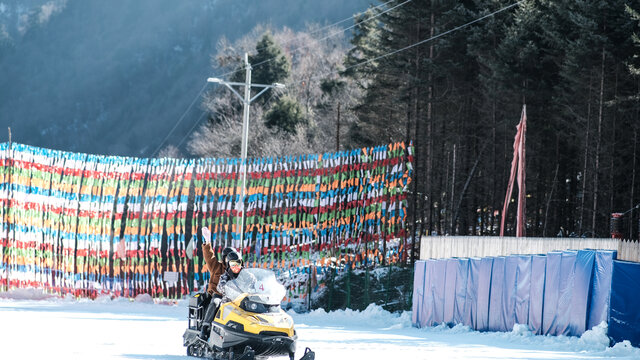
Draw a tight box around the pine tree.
[466,0,517,235]
[342,7,395,147]
[547,0,637,236]
[231,33,290,104]
[627,5,640,75]
[264,95,306,134]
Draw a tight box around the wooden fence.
[419,236,640,263]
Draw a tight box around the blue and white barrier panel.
[412,249,640,347]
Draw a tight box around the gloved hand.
[201,227,211,245]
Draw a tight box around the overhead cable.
[155,1,409,157]
[211,0,412,81]
[288,1,523,86]
[150,82,208,157]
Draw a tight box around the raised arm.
[202,242,223,274]
[201,226,223,275]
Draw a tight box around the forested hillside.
[193,0,640,238]
[0,0,370,156]
[341,0,640,238]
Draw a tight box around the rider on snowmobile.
[199,237,244,340]
[216,248,247,298]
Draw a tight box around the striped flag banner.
[0,142,412,301]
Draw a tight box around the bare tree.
[188,23,360,159]
[157,145,183,159]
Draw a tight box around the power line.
[250,0,412,70]
[175,111,208,152]
[622,203,640,215]
[253,0,399,55]
[174,84,282,157]
[154,1,412,157]
[287,1,523,86]
[150,82,208,157]
[210,0,412,82]
[156,1,518,158]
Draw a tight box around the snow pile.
[609,341,638,356]
[579,322,612,349]
[0,287,56,300]
[427,322,472,334]
[510,323,532,336]
[134,293,154,304]
[575,322,639,357]
[473,321,636,356]
[291,303,413,330]
[94,293,116,302]
[429,319,640,358]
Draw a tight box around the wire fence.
[310,263,414,312]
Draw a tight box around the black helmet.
[222,247,241,264]
[221,247,235,260]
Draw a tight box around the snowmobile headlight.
[248,301,258,311]
[226,321,244,332]
[241,298,280,314]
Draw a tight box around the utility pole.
[239,53,252,251]
[0,126,9,291]
[336,103,341,152]
[207,53,285,250]
[5,127,11,291]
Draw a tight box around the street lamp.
[207,53,285,249]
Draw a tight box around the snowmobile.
[183,268,315,360]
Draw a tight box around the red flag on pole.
[500,105,527,237]
[516,106,527,237]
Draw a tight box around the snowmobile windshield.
[223,268,286,305]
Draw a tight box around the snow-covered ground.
[1,289,639,360]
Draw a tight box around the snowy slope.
[1,289,638,360]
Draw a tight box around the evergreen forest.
[193,0,640,239]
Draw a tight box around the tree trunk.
[591,47,606,237]
[631,76,639,239]
[579,71,594,235]
[543,164,559,237]
[425,7,435,235]
[631,128,638,239]
[450,144,457,234]
[442,150,451,235]
[411,16,423,263]
[609,65,619,226]
[408,102,418,264]
[491,85,498,235]
[453,143,487,231]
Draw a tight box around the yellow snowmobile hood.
[214,293,295,337]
